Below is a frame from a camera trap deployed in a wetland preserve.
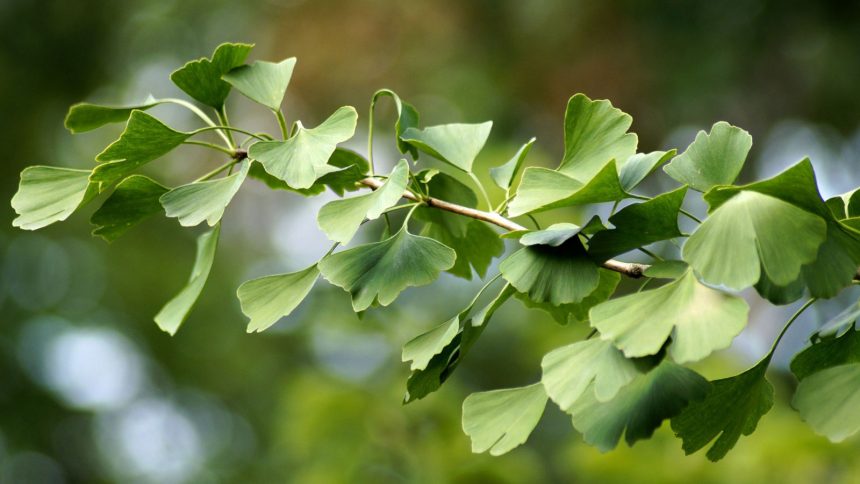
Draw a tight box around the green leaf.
[317,159,408,244]
[557,93,637,180]
[490,137,536,191]
[160,161,249,227]
[401,121,492,172]
[154,225,219,335]
[508,161,627,217]
[519,223,582,247]
[371,89,421,159]
[405,285,514,402]
[542,339,643,410]
[793,363,860,442]
[516,269,620,325]
[671,358,773,461]
[12,166,96,230]
[799,223,860,299]
[237,264,319,333]
[754,270,805,305]
[500,236,599,305]
[318,227,456,311]
[816,302,860,338]
[64,97,160,133]
[248,148,370,197]
[588,187,686,261]
[591,270,749,363]
[402,316,460,371]
[171,42,253,108]
[791,327,860,379]
[618,150,676,192]
[248,106,358,189]
[222,57,296,111]
[92,111,191,187]
[663,122,752,192]
[462,383,548,456]
[569,360,709,452]
[90,175,168,241]
[643,260,689,279]
[683,191,826,290]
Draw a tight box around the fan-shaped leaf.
[591,270,749,363]
[65,98,160,133]
[318,227,456,311]
[11,166,96,230]
[490,138,535,191]
[371,89,420,159]
[516,269,620,325]
[508,161,627,217]
[618,150,676,191]
[462,383,548,456]
[793,363,860,442]
[663,122,752,192]
[248,106,358,189]
[237,264,319,333]
[160,161,249,227]
[171,42,253,108]
[223,58,295,111]
[402,316,459,372]
[401,122,492,172]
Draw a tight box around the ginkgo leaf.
[248,106,358,189]
[64,97,160,133]
[500,236,599,305]
[671,358,773,461]
[237,264,319,333]
[590,270,749,363]
[542,338,643,410]
[588,186,686,261]
[160,161,249,227]
[92,110,191,186]
[371,89,420,159]
[223,58,296,111]
[317,159,409,244]
[519,223,582,247]
[516,269,620,325]
[683,191,826,290]
[405,285,514,403]
[249,148,370,197]
[507,161,627,217]
[792,326,860,378]
[154,225,219,335]
[642,260,689,279]
[401,121,493,172]
[12,166,96,230]
[171,42,253,108]
[793,363,860,442]
[815,302,860,338]
[618,150,676,192]
[462,383,548,456]
[490,137,536,191]
[91,175,168,241]
[663,122,752,192]
[318,227,456,312]
[557,93,637,180]
[569,360,709,452]
[705,159,860,298]
[402,316,460,372]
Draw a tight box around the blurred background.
[2,0,860,482]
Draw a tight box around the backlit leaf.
[793,363,860,442]
[237,264,319,333]
[401,122,492,172]
[591,270,749,363]
[154,225,219,335]
[508,161,627,217]
[516,269,620,325]
[248,106,358,189]
[618,150,676,192]
[318,227,456,311]
[160,161,249,227]
[663,122,752,192]
[462,383,548,456]
[223,57,296,111]
[490,137,536,191]
[91,175,168,241]
[402,316,460,372]
[12,166,96,230]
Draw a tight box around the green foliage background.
[2,0,860,482]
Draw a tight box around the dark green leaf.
[569,360,709,452]
[91,175,168,241]
[421,219,503,280]
[154,225,219,335]
[671,358,773,461]
[171,42,253,108]
[92,111,191,187]
[588,187,686,261]
[663,122,752,192]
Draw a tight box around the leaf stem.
[183,140,236,156]
[468,172,493,211]
[637,247,664,261]
[276,110,289,139]
[679,208,703,224]
[526,214,542,230]
[195,160,238,182]
[191,125,267,141]
[216,107,236,149]
[367,100,377,177]
[769,298,817,358]
[160,98,231,147]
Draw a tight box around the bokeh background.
[2,0,860,482]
